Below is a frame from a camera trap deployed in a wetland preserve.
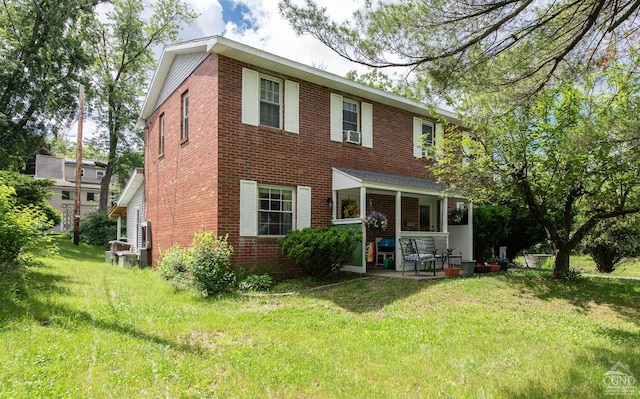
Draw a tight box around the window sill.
[180,138,189,146]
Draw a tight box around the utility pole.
[73,85,84,245]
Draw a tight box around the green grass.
[1,235,639,398]
[516,254,640,277]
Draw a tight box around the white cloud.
[179,0,371,77]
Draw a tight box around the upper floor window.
[181,91,189,141]
[260,77,281,128]
[96,170,105,180]
[87,192,99,202]
[422,121,434,147]
[80,168,85,177]
[242,68,299,133]
[62,191,74,200]
[413,117,441,158]
[342,99,359,133]
[159,113,165,154]
[330,93,373,147]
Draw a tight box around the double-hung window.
[96,170,105,180]
[342,99,359,133]
[413,117,442,158]
[181,91,189,141]
[330,93,373,147]
[240,180,311,237]
[258,187,293,235]
[242,68,299,133]
[259,77,281,128]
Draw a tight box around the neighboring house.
[139,36,473,277]
[34,154,109,232]
[108,168,148,266]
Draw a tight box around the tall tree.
[84,0,196,210]
[280,0,640,101]
[0,0,95,170]
[435,52,640,278]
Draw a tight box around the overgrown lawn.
[1,235,638,398]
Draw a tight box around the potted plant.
[443,263,461,277]
[363,210,388,231]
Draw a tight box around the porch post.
[441,196,448,234]
[468,201,474,259]
[360,186,367,269]
[116,216,122,241]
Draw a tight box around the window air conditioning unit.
[343,130,361,144]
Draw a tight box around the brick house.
[139,36,473,277]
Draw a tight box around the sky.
[178,0,369,76]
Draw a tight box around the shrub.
[278,226,360,277]
[189,232,235,297]
[157,232,235,297]
[238,274,275,292]
[473,206,510,262]
[0,185,54,268]
[158,244,192,291]
[0,171,61,227]
[583,216,640,273]
[79,211,116,248]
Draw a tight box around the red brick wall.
[145,54,220,265]
[145,53,440,277]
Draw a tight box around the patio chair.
[399,238,434,276]
[414,238,441,276]
[433,236,461,268]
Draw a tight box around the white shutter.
[284,80,299,133]
[239,180,258,236]
[330,93,343,142]
[413,117,423,158]
[297,186,311,229]
[435,122,445,159]
[361,102,373,148]
[241,68,259,126]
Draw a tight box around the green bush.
[0,171,61,227]
[0,185,54,268]
[79,211,116,248]
[473,206,511,262]
[158,244,192,291]
[278,226,360,277]
[190,232,235,297]
[583,216,640,273]
[157,232,235,297]
[238,274,275,292]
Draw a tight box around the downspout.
[395,190,402,271]
[468,201,474,260]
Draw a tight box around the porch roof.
[333,167,462,197]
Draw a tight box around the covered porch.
[331,167,473,274]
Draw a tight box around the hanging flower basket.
[364,210,388,231]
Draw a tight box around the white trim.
[239,180,258,236]
[296,186,311,229]
[241,68,260,126]
[361,102,373,148]
[284,80,299,133]
[413,117,423,158]
[330,93,343,142]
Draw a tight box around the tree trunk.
[553,246,571,279]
